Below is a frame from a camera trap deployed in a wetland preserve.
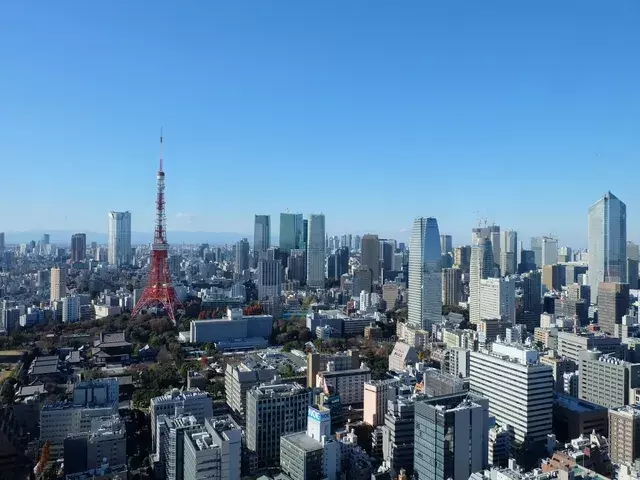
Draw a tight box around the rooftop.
[609,403,640,416]
[281,431,324,452]
[151,388,210,404]
[553,394,607,413]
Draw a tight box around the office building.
[225,361,278,421]
[71,233,86,262]
[408,217,442,331]
[0,232,4,251]
[257,258,282,300]
[479,277,516,325]
[306,214,326,288]
[333,246,349,280]
[182,416,242,480]
[578,350,640,408]
[353,266,373,294]
[442,347,471,378]
[597,282,629,336]
[470,342,554,446]
[287,248,306,284]
[50,266,67,302]
[541,237,558,267]
[246,383,313,467]
[382,389,417,477]
[522,270,542,315]
[414,392,489,480]
[628,258,639,288]
[380,239,395,274]
[454,245,471,272]
[364,378,400,427]
[253,214,271,265]
[235,238,250,274]
[552,394,608,443]
[501,230,518,275]
[542,264,565,292]
[63,416,126,477]
[306,351,360,390]
[189,308,273,349]
[280,212,304,254]
[440,234,452,255]
[470,238,494,324]
[519,250,537,273]
[361,234,380,282]
[157,414,204,480]
[609,405,640,466]
[389,341,419,373]
[150,388,213,446]
[531,237,542,268]
[442,267,462,307]
[107,211,132,267]
[556,331,623,363]
[316,366,371,405]
[40,378,119,459]
[588,192,627,300]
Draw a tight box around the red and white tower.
[131,131,182,322]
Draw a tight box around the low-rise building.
[552,394,608,443]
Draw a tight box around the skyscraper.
[0,232,4,251]
[306,214,326,288]
[280,213,303,254]
[442,267,462,307]
[71,233,86,263]
[453,245,471,272]
[361,234,380,283]
[334,246,349,280]
[597,282,630,336]
[108,211,132,267]
[440,234,452,255]
[50,267,67,302]
[500,230,518,275]
[257,258,282,300]
[235,238,250,274]
[408,217,442,331]
[253,215,271,265]
[470,238,494,324]
[530,237,542,269]
[541,236,558,267]
[588,192,627,301]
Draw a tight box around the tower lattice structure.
[132,132,182,322]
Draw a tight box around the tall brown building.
[609,405,640,466]
[442,267,462,306]
[542,264,565,292]
[598,282,629,335]
[454,245,471,273]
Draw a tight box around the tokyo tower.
[131,131,182,322]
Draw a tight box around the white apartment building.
[470,342,554,445]
[306,214,326,288]
[50,267,67,302]
[108,211,132,267]
[479,277,516,326]
[62,295,81,323]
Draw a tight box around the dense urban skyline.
[1,3,640,245]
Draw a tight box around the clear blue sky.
[1,1,639,247]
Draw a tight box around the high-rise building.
[353,266,373,295]
[287,249,306,284]
[280,213,303,254]
[306,214,326,288]
[380,239,395,274]
[470,342,554,447]
[334,246,349,280]
[257,258,282,300]
[470,238,494,324]
[442,267,462,307]
[609,405,640,466]
[597,282,630,336]
[588,192,627,300]
[479,277,516,325]
[253,215,271,265]
[50,267,67,302]
[579,350,640,408]
[541,237,558,267]
[107,211,132,267]
[521,270,542,314]
[62,295,81,323]
[235,238,250,274]
[440,234,452,255]
[150,389,213,447]
[414,392,489,480]
[71,233,86,262]
[453,245,471,272]
[361,234,380,283]
[0,232,4,251]
[408,217,442,331]
[542,264,565,292]
[519,250,537,273]
[246,383,313,468]
[501,230,518,275]
[530,237,542,269]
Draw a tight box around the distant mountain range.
[1,230,259,246]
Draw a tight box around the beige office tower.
[609,405,640,466]
[50,267,67,302]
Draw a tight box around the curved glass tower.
[588,192,627,301]
[408,217,442,331]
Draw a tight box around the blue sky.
[1,1,639,247]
